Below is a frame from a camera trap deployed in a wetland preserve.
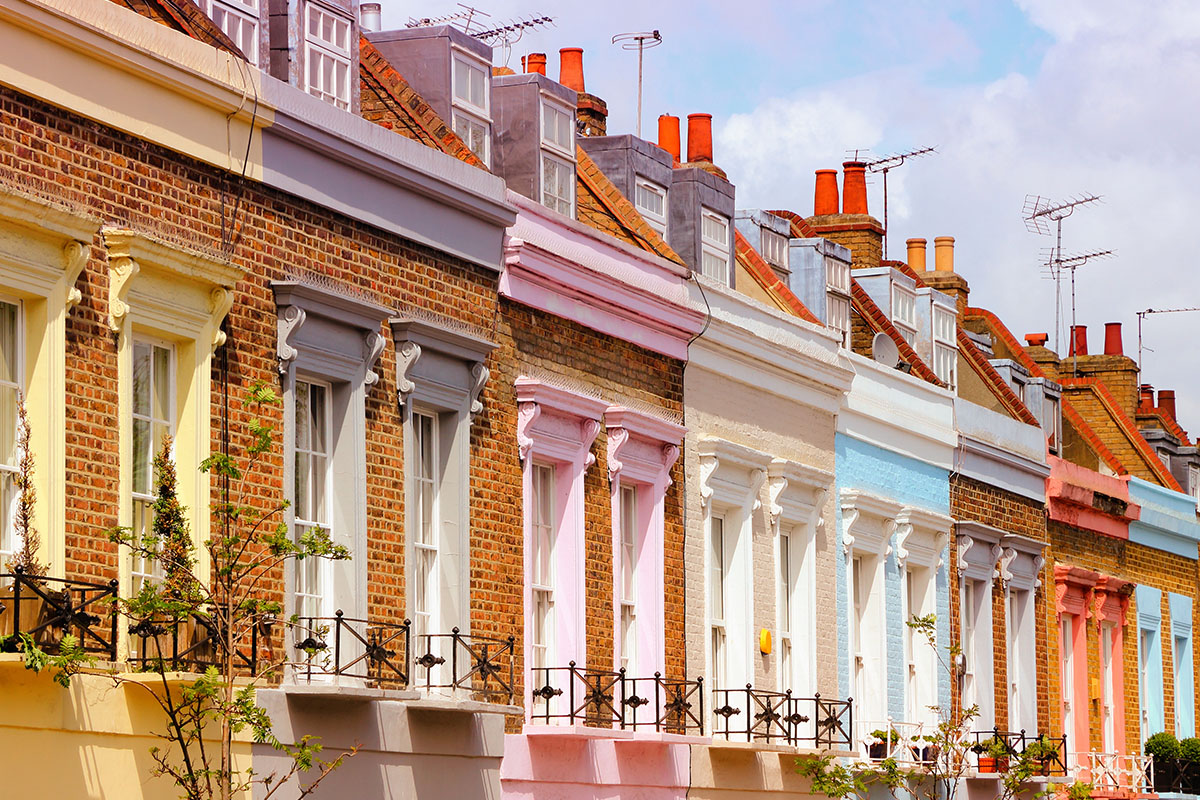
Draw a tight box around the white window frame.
[292,377,333,623]
[957,525,1003,730]
[1135,585,1163,742]
[634,177,668,237]
[709,512,728,694]
[761,227,788,271]
[303,1,352,110]
[1043,393,1062,455]
[618,483,637,673]
[1170,592,1194,738]
[700,208,731,284]
[894,506,950,729]
[410,408,440,642]
[129,336,176,594]
[450,50,491,167]
[540,152,575,219]
[1100,620,1117,751]
[892,284,917,346]
[205,0,259,66]
[1061,614,1076,748]
[530,461,556,681]
[0,296,22,571]
[932,306,957,388]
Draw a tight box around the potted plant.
[1021,735,1061,777]
[1146,731,1181,793]
[869,729,899,760]
[1179,737,1200,794]
[976,735,1010,773]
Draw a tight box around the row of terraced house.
[0,0,1198,798]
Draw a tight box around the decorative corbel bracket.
[395,341,421,406]
[210,287,234,349]
[767,473,789,534]
[516,401,541,462]
[882,518,898,559]
[748,468,766,512]
[581,419,601,470]
[662,444,680,486]
[469,362,490,416]
[63,240,88,312]
[810,488,828,533]
[276,304,307,374]
[1032,555,1046,589]
[699,454,719,511]
[841,507,859,556]
[106,253,139,334]
[894,521,914,567]
[998,547,1018,587]
[607,426,631,483]
[363,330,386,388]
[957,535,975,571]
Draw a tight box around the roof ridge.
[1061,399,1126,475]
[733,229,821,324]
[955,327,1041,427]
[1136,408,1192,447]
[574,146,685,266]
[766,208,818,239]
[964,306,1050,380]
[849,280,942,386]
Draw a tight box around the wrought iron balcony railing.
[0,569,119,660]
[971,729,1069,776]
[712,685,853,749]
[294,611,411,687]
[529,664,705,735]
[412,628,516,704]
[127,609,268,675]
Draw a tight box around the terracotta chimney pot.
[1139,384,1155,412]
[814,170,839,216]
[934,236,955,272]
[1103,322,1123,355]
[906,238,927,272]
[658,115,681,162]
[1069,325,1088,357]
[1160,390,1177,421]
[842,161,868,214]
[687,113,713,163]
[526,53,547,76]
[559,48,584,92]
[1025,332,1049,347]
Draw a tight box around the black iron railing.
[294,611,411,687]
[413,628,516,704]
[128,610,267,675]
[531,665,705,731]
[712,685,854,748]
[971,728,1068,776]
[0,568,119,660]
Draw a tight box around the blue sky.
[378,0,1200,433]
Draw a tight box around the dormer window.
[761,227,788,271]
[892,285,917,346]
[304,2,351,109]
[451,53,491,166]
[826,257,851,345]
[540,100,575,217]
[635,178,668,237]
[205,0,259,65]
[1190,465,1200,501]
[701,208,730,283]
[932,307,957,388]
[1042,394,1061,455]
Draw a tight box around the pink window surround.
[499,191,706,361]
[516,376,608,706]
[606,406,685,678]
[1095,575,1132,755]
[1046,456,1140,539]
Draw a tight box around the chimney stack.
[1103,322,1124,355]
[359,2,381,32]
[814,170,839,216]
[1160,390,1177,422]
[842,161,868,214]
[687,113,713,163]
[1139,384,1156,413]
[658,114,681,162]
[934,236,955,272]
[1069,325,1088,357]
[526,52,546,76]
[559,48,584,92]
[1025,332,1049,347]
[906,238,927,272]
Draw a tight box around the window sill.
[278,682,522,715]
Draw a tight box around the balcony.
[292,612,517,708]
[127,609,269,675]
[969,729,1069,777]
[0,569,119,661]
[859,718,936,764]
[712,685,854,749]
[1069,751,1151,792]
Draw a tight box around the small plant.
[870,729,900,744]
[1146,731,1182,761]
[5,397,46,576]
[1180,737,1200,764]
[1065,780,1093,800]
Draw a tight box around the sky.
[379,0,1200,431]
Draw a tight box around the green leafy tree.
[26,383,353,800]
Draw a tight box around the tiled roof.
[849,280,943,385]
[766,208,819,239]
[575,147,684,266]
[1061,377,1184,491]
[1136,408,1192,447]
[109,0,245,58]
[358,37,487,169]
[955,327,1041,426]
[1060,399,1126,476]
[733,230,821,324]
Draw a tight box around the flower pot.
[1153,759,1179,793]
[869,743,889,760]
[978,757,1008,773]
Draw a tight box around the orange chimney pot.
[658,115,681,162]
[933,236,955,272]
[1025,332,1049,347]
[687,113,713,163]
[526,52,546,76]
[814,170,839,216]
[1103,322,1123,355]
[906,238,927,271]
[559,48,584,92]
[1160,389,1177,421]
[1069,325,1088,357]
[842,161,868,215]
[1139,384,1155,412]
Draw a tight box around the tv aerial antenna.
[406,4,485,30]
[1137,306,1200,376]
[1023,193,1111,372]
[407,6,554,66]
[863,146,937,261]
[612,30,662,139]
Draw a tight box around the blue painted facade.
[835,434,952,721]
[1170,593,1195,738]
[1136,584,1165,739]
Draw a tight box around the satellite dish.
[872,332,900,367]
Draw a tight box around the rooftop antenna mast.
[406,4,486,30]
[612,30,662,138]
[471,13,555,65]
[1023,193,1108,370]
[1137,306,1200,376]
[864,146,937,261]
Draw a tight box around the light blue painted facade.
[835,434,952,722]
[1170,593,1195,738]
[1128,477,1200,559]
[1136,585,1164,739]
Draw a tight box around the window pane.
[133,341,151,416]
[710,517,724,620]
[132,418,151,494]
[779,532,790,629]
[0,301,16,386]
[152,345,170,422]
[309,383,326,453]
[294,450,311,520]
